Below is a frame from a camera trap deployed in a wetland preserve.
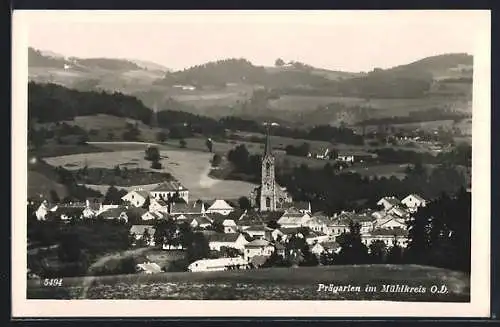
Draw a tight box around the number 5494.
[43,278,63,287]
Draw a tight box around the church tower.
[260,124,277,211]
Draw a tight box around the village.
[31,129,427,275]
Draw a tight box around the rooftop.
[207,233,243,243]
[245,239,271,248]
[151,180,186,192]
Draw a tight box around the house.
[280,201,312,214]
[136,262,162,274]
[362,228,409,248]
[149,198,168,213]
[377,196,402,211]
[274,227,305,242]
[311,242,325,257]
[83,199,102,218]
[305,214,330,234]
[243,239,274,261]
[189,214,213,229]
[327,216,350,237]
[305,231,329,245]
[337,154,355,164]
[187,257,249,272]
[320,241,341,254]
[96,204,120,216]
[222,219,238,233]
[121,190,150,208]
[387,205,410,219]
[402,194,427,212]
[141,210,167,221]
[169,200,205,216]
[376,214,407,230]
[277,209,312,228]
[205,199,234,216]
[207,233,249,251]
[129,225,156,246]
[97,207,129,222]
[243,225,272,240]
[149,181,189,203]
[35,201,58,220]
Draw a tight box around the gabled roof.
[282,201,310,211]
[404,193,426,202]
[131,190,150,199]
[207,233,244,243]
[152,198,168,206]
[191,215,212,226]
[151,180,186,192]
[226,209,247,221]
[307,230,327,238]
[137,262,162,273]
[378,196,402,207]
[128,207,148,217]
[278,227,301,235]
[207,199,234,211]
[245,239,271,248]
[170,200,204,214]
[98,207,128,218]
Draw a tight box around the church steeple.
[264,124,272,156]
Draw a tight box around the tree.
[156,131,168,143]
[186,232,210,262]
[179,139,187,148]
[57,232,84,262]
[368,240,387,264]
[238,196,252,210]
[211,154,222,167]
[336,222,369,264]
[103,186,124,205]
[205,138,213,153]
[141,196,151,210]
[275,58,285,67]
[145,146,160,162]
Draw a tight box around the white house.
[97,207,129,222]
[35,201,58,220]
[277,210,312,228]
[205,200,234,216]
[402,194,427,212]
[305,215,330,235]
[222,219,238,233]
[149,198,168,213]
[377,196,402,211]
[377,215,407,230]
[243,239,274,261]
[122,190,150,208]
[311,242,325,257]
[136,262,162,274]
[305,231,329,245]
[189,215,212,229]
[187,257,249,272]
[243,225,272,240]
[207,233,249,251]
[337,154,355,164]
[149,181,189,203]
[362,228,409,248]
[141,211,168,221]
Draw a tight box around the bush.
[151,160,162,169]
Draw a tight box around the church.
[250,126,293,211]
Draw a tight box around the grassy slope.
[27,264,469,301]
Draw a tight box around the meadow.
[43,143,257,200]
[27,264,470,301]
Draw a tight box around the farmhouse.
[169,200,205,215]
[362,228,409,248]
[122,190,150,208]
[189,214,212,229]
[222,219,238,233]
[97,207,129,222]
[243,239,274,261]
[305,214,330,234]
[148,198,168,213]
[150,181,189,203]
[402,194,427,212]
[35,200,58,220]
[207,233,248,251]
[136,262,162,274]
[187,257,249,272]
[205,199,234,216]
[277,209,312,228]
[377,196,403,211]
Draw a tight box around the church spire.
[264,123,272,156]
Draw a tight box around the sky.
[18,10,488,72]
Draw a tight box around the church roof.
[264,124,272,156]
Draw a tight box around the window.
[266,197,271,208]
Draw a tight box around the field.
[27,264,470,301]
[43,143,257,200]
[268,95,472,119]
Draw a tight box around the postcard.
[12,9,491,317]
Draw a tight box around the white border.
[12,10,491,318]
